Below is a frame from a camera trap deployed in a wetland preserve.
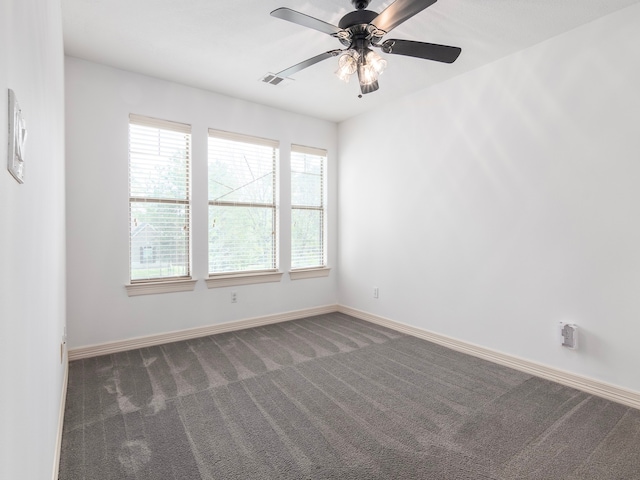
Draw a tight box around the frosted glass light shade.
[336,50,358,83]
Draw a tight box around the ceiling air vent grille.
[260,73,291,86]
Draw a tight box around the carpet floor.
[59,313,640,479]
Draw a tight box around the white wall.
[0,1,66,479]
[65,57,338,349]
[338,4,640,392]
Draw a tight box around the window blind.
[291,144,326,269]
[129,115,191,282]
[208,129,279,274]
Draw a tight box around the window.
[291,145,327,270]
[128,114,191,282]
[208,130,279,275]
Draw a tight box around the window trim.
[128,114,192,285]
[290,144,327,271]
[207,129,280,275]
[289,267,331,280]
[205,270,284,288]
[125,279,197,297]
[129,114,190,134]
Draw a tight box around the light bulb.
[335,51,358,83]
[358,63,378,86]
[336,67,352,83]
[366,50,387,75]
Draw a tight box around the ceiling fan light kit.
[335,48,387,86]
[269,0,461,95]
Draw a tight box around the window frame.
[126,114,195,295]
[290,144,328,276]
[206,129,281,285]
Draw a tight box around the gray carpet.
[59,313,640,479]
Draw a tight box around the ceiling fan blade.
[371,0,437,34]
[381,39,461,63]
[276,50,342,78]
[271,8,344,36]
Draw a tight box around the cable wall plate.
[7,89,27,184]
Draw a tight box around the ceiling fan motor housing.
[338,9,380,47]
[338,9,378,30]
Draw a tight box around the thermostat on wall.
[7,89,27,183]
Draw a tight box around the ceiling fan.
[268,0,462,95]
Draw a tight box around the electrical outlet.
[373,287,379,299]
[231,291,237,303]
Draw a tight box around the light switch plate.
[7,89,27,184]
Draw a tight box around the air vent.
[260,73,292,86]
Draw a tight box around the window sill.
[289,267,331,280]
[125,278,197,297]
[206,271,284,288]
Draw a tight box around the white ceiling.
[61,0,639,123]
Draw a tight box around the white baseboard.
[67,304,339,361]
[339,305,640,411]
[66,303,640,410]
[52,349,68,480]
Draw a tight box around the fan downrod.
[351,0,371,10]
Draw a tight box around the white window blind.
[129,114,191,282]
[291,144,326,269]
[208,129,279,274]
